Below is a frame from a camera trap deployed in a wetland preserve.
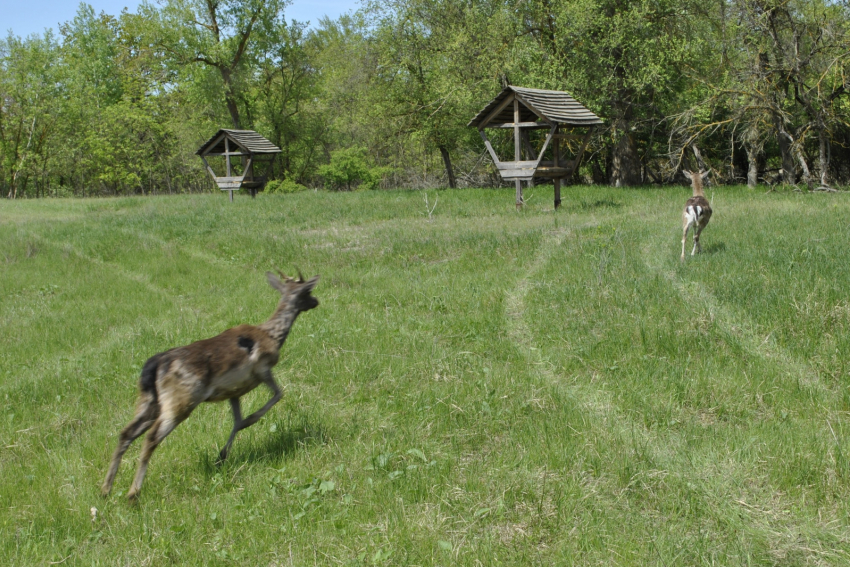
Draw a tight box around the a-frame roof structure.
[195,129,280,200]
[196,129,281,156]
[468,86,602,209]
[468,86,603,129]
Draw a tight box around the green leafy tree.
[0,32,62,198]
[139,0,289,129]
[318,147,392,190]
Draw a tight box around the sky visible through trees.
[1,0,848,197]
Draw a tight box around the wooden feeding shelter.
[196,129,281,201]
[468,86,603,209]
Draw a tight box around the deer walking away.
[102,271,320,501]
[681,170,713,261]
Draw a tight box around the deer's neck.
[692,182,706,198]
[259,302,300,348]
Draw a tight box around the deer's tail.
[139,353,163,403]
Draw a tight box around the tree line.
[2,0,848,198]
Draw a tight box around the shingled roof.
[196,129,281,156]
[468,86,603,128]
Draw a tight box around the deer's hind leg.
[126,378,198,501]
[693,219,708,256]
[102,391,159,496]
[126,407,192,501]
[681,218,693,261]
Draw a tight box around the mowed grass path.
[1,186,849,565]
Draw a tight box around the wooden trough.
[469,86,603,209]
[196,129,281,201]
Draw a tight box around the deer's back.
[149,325,281,404]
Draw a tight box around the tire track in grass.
[8,232,215,393]
[640,246,828,396]
[25,230,177,302]
[114,225,233,270]
[506,221,850,564]
[503,221,639,431]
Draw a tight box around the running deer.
[102,271,320,501]
[681,170,712,261]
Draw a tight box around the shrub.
[266,178,309,194]
[318,147,393,191]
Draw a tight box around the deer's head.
[266,270,320,312]
[683,169,710,190]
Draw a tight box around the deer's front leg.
[238,371,282,431]
[218,397,243,464]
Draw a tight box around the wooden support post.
[554,125,561,209]
[225,138,232,177]
[515,180,523,210]
[229,190,234,202]
[514,98,523,209]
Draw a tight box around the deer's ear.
[301,275,320,293]
[266,271,287,293]
[683,170,693,180]
[701,170,710,181]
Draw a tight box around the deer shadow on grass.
[199,418,328,474]
[702,241,726,255]
[579,198,623,210]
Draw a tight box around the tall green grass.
[1,186,849,565]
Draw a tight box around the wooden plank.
[244,156,254,180]
[531,124,558,171]
[479,92,515,129]
[534,166,572,176]
[200,132,227,156]
[478,130,501,166]
[496,160,538,170]
[500,169,537,179]
[563,127,595,180]
[486,122,551,129]
[225,138,232,177]
[203,152,252,158]
[200,156,218,181]
[514,98,521,163]
[512,92,547,123]
[554,125,560,168]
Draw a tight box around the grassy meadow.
[2,185,850,565]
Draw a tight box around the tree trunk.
[220,68,241,129]
[609,122,641,186]
[746,143,760,188]
[773,116,797,184]
[439,146,456,189]
[817,119,830,187]
[591,154,607,185]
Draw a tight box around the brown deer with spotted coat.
[681,170,713,261]
[102,271,319,501]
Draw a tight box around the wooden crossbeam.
[478,130,501,167]
[512,92,547,123]
[562,127,595,180]
[479,92,515,129]
[486,121,551,129]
